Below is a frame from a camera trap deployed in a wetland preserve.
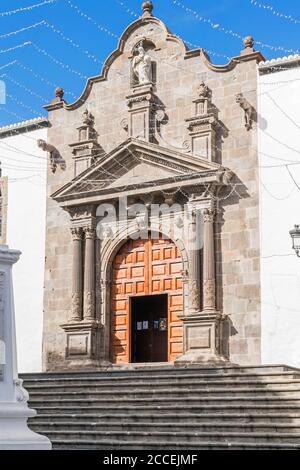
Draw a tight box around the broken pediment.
[51,138,231,205]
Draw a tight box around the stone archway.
[111,235,184,364]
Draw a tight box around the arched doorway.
[111,236,184,364]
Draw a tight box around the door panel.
[111,236,183,363]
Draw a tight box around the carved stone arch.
[99,223,189,363]
[131,38,156,55]
[100,224,189,283]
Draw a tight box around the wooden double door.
[111,236,183,364]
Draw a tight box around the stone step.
[23,379,300,392]
[22,369,300,384]
[51,439,300,450]
[27,429,300,445]
[28,395,300,407]
[21,365,300,380]
[30,403,300,415]
[26,386,300,398]
[23,366,300,449]
[28,421,300,433]
[28,412,300,425]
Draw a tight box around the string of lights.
[43,21,102,65]
[0,7,298,197]
[3,83,300,174]
[6,92,44,117]
[12,61,78,100]
[0,60,18,71]
[285,165,300,192]
[249,1,300,26]
[30,42,88,79]
[260,179,296,201]
[172,0,300,54]
[263,130,300,155]
[115,0,231,60]
[0,140,48,160]
[66,0,120,40]
[0,0,56,17]
[0,21,45,40]
[266,93,300,131]
[0,73,49,103]
[0,42,31,54]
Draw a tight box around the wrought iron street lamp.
[290,225,300,257]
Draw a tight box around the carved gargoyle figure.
[37,139,66,174]
[236,93,255,131]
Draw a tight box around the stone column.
[71,227,83,322]
[83,226,95,321]
[203,208,216,312]
[188,209,201,314]
[0,245,51,449]
[176,202,227,365]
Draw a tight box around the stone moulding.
[50,138,233,207]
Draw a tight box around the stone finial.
[51,86,65,105]
[142,1,153,17]
[241,36,255,55]
[244,36,254,49]
[82,109,94,127]
[197,81,209,98]
[55,87,64,100]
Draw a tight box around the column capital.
[203,208,216,223]
[84,226,96,240]
[71,227,83,241]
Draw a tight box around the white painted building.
[0,118,48,373]
[259,56,300,368]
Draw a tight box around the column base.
[176,311,230,365]
[60,320,102,361]
[0,403,52,450]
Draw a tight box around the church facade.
[42,2,264,371]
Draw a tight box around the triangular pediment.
[52,138,224,204]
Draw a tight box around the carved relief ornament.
[203,208,216,223]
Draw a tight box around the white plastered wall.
[259,63,300,368]
[0,125,47,372]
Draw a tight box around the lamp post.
[290,225,300,257]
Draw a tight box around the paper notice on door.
[137,322,143,331]
[143,321,149,330]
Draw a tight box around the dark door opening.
[131,294,168,363]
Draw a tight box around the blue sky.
[0,0,300,126]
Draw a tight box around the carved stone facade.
[42,2,264,370]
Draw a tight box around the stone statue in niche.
[132,46,152,85]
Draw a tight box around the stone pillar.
[71,227,83,322]
[83,227,95,321]
[0,245,51,449]
[188,210,201,314]
[176,201,228,365]
[203,208,216,312]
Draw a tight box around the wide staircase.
[21,365,300,450]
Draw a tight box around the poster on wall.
[159,318,167,331]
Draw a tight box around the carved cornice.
[185,116,217,129]
[127,93,154,108]
[66,205,96,222]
